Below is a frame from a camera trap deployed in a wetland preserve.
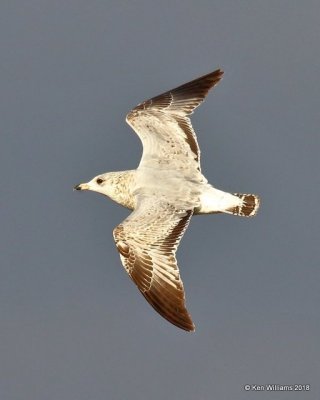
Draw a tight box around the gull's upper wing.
[113,197,194,331]
[126,69,223,173]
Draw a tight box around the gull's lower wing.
[113,197,195,332]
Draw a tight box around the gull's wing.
[126,69,223,172]
[113,197,195,332]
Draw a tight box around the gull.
[74,69,260,332]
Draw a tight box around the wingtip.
[175,315,196,332]
[173,321,196,332]
[201,68,224,88]
[213,68,224,79]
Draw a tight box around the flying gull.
[74,69,260,332]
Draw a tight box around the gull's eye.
[96,178,104,185]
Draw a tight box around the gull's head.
[74,173,109,195]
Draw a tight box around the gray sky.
[1,1,319,399]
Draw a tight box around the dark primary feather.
[130,68,224,115]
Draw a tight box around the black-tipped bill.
[73,183,89,191]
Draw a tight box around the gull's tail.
[229,193,260,217]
